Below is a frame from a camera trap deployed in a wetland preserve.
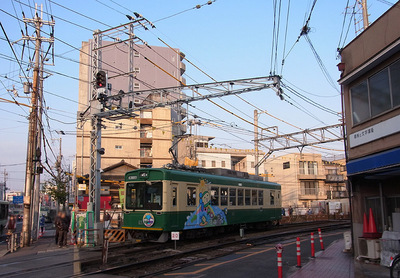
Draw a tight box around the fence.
[280,213,350,224]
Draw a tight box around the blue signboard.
[13,195,23,204]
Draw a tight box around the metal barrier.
[104,229,126,242]
[280,214,349,224]
[76,229,98,247]
[7,233,19,253]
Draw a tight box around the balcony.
[140,130,153,144]
[325,174,345,183]
[327,191,349,199]
[299,188,327,200]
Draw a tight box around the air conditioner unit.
[358,238,381,259]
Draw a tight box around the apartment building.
[264,153,348,212]
[76,41,186,176]
[338,3,400,256]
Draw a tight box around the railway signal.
[95,71,107,89]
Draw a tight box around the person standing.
[56,211,70,247]
[289,206,293,216]
[54,211,62,244]
[104,211,111,229]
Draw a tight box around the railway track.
[81,220,350,277]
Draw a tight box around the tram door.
[270,190,278,218]
[171,183,179,229]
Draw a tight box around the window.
[270,191,275,205]
[299,161,305,174]
[172,187,177,206]
[211,187,219,206]
[212,161,216,167]
[140,144,152,157]
[134,67,140,73]
[115,145,123,150]
[201,160,206,167]
[258,190,264,206]
[283,162,290,169]
[301,181,318,195]
[350,59,400,125]
[391,59,400,107]
[115,124,122,129]
[229,188,236,206]
[370,69,391,117]
[126,182,162,210]
[328,169,338,175]
[245,189,251,206]
[134,83,140,89]
[221,161,226,168]
[140,111,152,118]
[221,187,228,206]
[187,187,196,206]
[238,189,244,206]
[251,162,255,168]
[251,190,257,205]
[134,51,140,57]
[351,80,369,125]
[308,161,318,175]
[299,161,318,175]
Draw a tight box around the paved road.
[159,230,346,278]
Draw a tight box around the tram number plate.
[171,232,179,241]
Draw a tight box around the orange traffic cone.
[368,208,378,234]
[362,212,369,237]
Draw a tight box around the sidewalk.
[288,238,390,278]
[0,228,99,277]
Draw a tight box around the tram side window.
[245,189,251,206]
[187,187,197,206]
[270,191,275,205]
[172,187,177,207]
[229,188,236,206]
[238,189,244,206]
[221,187,228,206]
[211,187,219,206]
[126,182,163,210]
[251,190,257,205]
[258,190,264,206]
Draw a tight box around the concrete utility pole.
[21,5,54,246]
[361,0,369,30]
[22,12,41,247]
[31,63,44,241]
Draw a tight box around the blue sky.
[0,0,393,190]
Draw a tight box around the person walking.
[56,211,70,247]
[39,214,45,235]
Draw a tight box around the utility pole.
[21,5,54,247]
[254,110,259,176]
[2,169,8,201]
[56,137,63,210]
[31,61,44,241]
[361,0,369,30]
[22,11,41,247]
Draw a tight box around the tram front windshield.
[126,182,162,210]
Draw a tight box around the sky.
[0,0,394,191]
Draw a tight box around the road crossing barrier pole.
[102,238,109,265]
[296,237,301,268]
[275,244,283,278]
[311,232,315,258]
[318,228,325,250]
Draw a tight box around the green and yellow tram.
[123,168,281,242]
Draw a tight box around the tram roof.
[125,168,281,189]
